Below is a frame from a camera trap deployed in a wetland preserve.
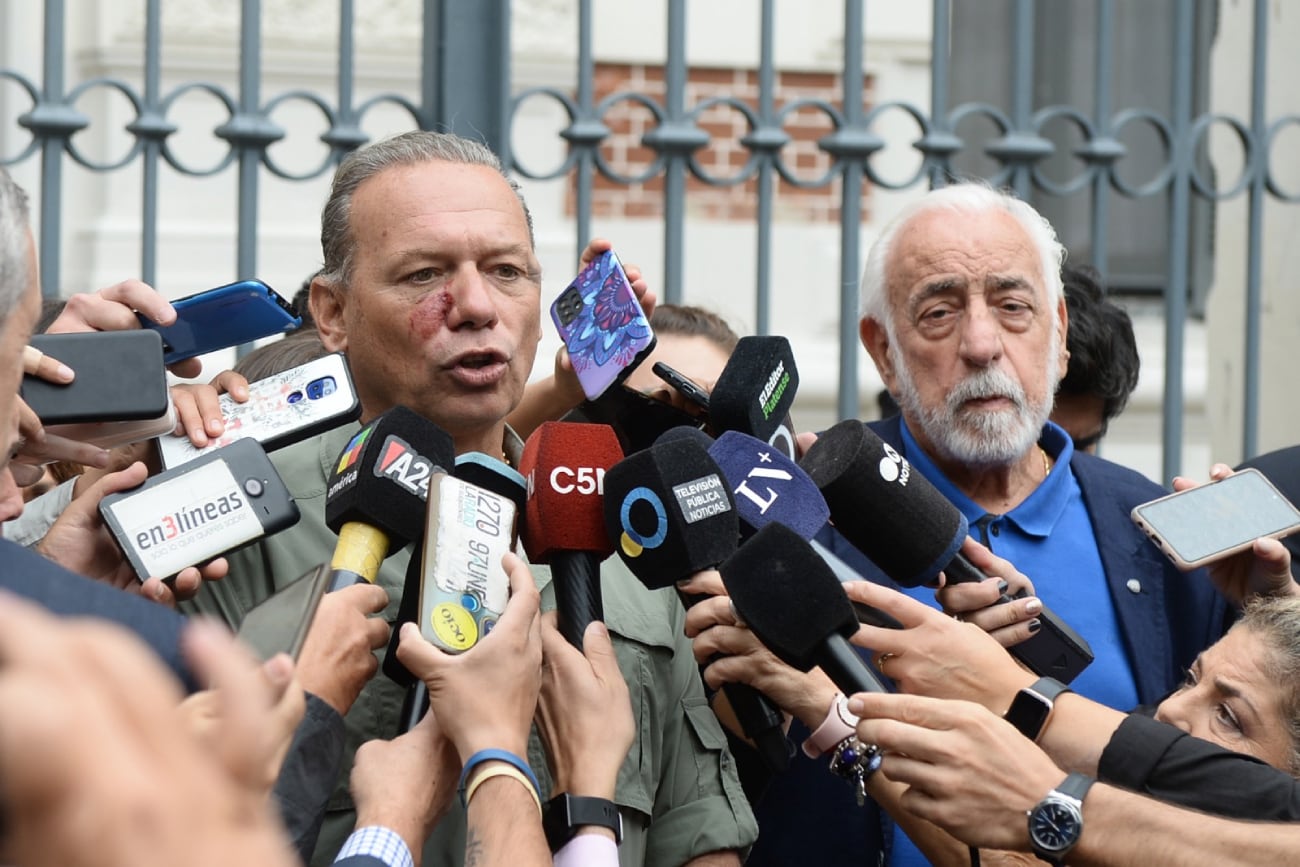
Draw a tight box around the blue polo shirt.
[890,420,1138,867]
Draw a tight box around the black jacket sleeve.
[1098,713,1300,821]
[273,692,347,863]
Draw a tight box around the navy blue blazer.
[744,417,1229,867]
[0,538,196,691]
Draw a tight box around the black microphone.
[800,420,1093,683]
[707,335,800,454]
[603,436,792,773]
[324,406,455,591]
[719,522,888,697]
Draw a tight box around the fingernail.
[847,697,864,715]
[153,582,166,600]
[55,362,74,380]
[401,622,418,640]
[1025,598,1043,615]
[263,654,294,686]
[996,580,1009,595]
[1027,618,1042,634]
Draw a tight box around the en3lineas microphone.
[324,406,455,592]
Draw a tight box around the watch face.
[1030,799,1082,854]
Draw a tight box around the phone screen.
[1132,469,1300,566]
[237,563,331,662]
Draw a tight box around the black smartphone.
[236,563,331,662]
[22,330,169,424]
[140,279,301,364]
[561,384,706,454]
[652,361,712,410]
[99,438,300,580]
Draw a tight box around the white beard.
[890,329,1060,470]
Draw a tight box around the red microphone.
[518,421,624,648]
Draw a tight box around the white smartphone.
[157,353,359,469]
[1131,468,1300,570]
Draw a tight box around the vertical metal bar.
[1090,0,1114,279]
[928,0,951,188]
[1242,0,1268,458]
[235,0,261,283]
[433,0,512,164]
[754,0,776,334]
[1007,0,1035,199]
[661,0,689,305]
[37,0,67,297]
[139,0,163,286]
[1161,0,1195,482]
[574,0,595,251]
[836,0,865,421]
[421,0,438,128]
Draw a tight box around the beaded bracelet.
[827,735,883,807]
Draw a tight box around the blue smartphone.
[140,280,302,364]
[550,250,656,400]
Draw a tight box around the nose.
[958,300,1003,368]
[444,264,499,331]
[1154,690,1193,735]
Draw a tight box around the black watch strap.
[1005,677,1072,741]
[542,793,623,853]
[1056,771,1094,803]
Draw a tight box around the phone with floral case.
[550,249,656,400]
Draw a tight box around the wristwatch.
[542,793,623,853]
[1027,772,1093,864]
[1005,677,1071,742]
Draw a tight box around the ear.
[1054,295,1070,381]
[860,315,898,395]
[311,277,348,353]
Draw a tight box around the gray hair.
[1236,595,1300,776]
[0,167,32,320]
[318,131,534,288]
[859,181,1065,326]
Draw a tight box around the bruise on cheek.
[408,289,453,340]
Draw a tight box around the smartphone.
[418,473,518,654]
[561,384,706,454]
[99,438,300,580]
[550,249,656,400]
[1131,468,1300,570]
[22,330,169,424]
[653,361,712,410]
[236,562,331,662]
[140,279,301,364]
[157,353,360,469]
[44,398,178,452]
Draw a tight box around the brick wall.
[575,63,874,223]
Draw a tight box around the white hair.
[859,181,1065,326]
[0,168,31,320]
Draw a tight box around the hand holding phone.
[551,249,656,400]
[140,280,301,364]
[236,563,332,662]
[1131,468,1300,570]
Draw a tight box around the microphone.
[799,420,1093,682]
[707,430,829,542]
[518,422,624,648]
[324,406,455,592]
[603,436,792,772]
[708,336,799,449]
[395,451,526,733]
[719,522,888,697]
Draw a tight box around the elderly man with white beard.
[740,183,1230,867]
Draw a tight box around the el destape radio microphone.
[603,436,791,773]
[518,422,624,649]
[719,522,889,697]
[800,420,1093,683]
[323,406,455,592]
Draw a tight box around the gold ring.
[874,652,897,675]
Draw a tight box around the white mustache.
[947,367,1027,413]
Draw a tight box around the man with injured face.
[786,183,1231,867]
[186,132,757,867]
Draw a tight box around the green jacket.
[186,423,758,867]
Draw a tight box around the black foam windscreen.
[708,430,829,540]
[655,424,715,449]
[324,405,456,546]
[719,522,861,672]
[602,437,739,588]
[708,336,799,443]
[799,419,968,588]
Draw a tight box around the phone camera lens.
[244,478,265,498]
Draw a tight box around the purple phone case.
[550,250,656,400]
